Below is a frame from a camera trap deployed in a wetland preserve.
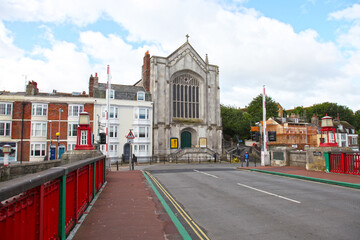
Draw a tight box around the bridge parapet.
[0,155,106,240]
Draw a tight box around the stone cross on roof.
[186,34,189,42]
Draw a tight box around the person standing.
[213,152,217,163]
[245,152,249,167]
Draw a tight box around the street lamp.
[2,144,11,166]
[58,108,63,134]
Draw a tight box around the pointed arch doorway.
[181,131,192,149]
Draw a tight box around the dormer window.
[137,91,145,101]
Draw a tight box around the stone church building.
[137,39,222,158]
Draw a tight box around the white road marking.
[237,183,301,204]
[194,169,219,179]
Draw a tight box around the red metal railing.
[0,155,106,240]
[329,152,360,175]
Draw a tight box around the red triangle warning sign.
[126,130,135,139]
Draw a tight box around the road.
[144,164,360,240]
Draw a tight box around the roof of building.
[94,83,151,101]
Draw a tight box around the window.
[68,143,76,150]
[135,108,149,120]
[81,131,88,145]
[172,74,199,119]
[110,125,118,138]
[32,104,48,116]
[137,91,145,101]
[102,106,119,119]
[31,122,47,137]
[135,126,149,138]
[110,90,115,99]
[0,122,11,136]
[109,144,118,153]
[68,123,78,137]
[109,107,118,119]
[30,143,46,157]
[69,105,84,117]
[0,103,12,115]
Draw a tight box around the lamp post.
[74,112,94,150]
[2,144,11,166]
[58,108,63,134]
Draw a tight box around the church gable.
[167,42,207,73]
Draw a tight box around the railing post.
[39,184,44,240]
[324,152,330,173]
[92,162,96,198]
[58,175,66,240]
[341,152,346,174]
[104,158,106,182]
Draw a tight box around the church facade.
[138,40,222,158]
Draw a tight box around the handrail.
[0,155,105,202]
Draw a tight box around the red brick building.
[0,81,94,162]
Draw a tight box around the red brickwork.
[12,101,31,120]
[142,51,151,92]
[17,141,30,162]
[11,120,31,139]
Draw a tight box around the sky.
[1,0,360,111]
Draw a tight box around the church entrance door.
[181,131,192,149]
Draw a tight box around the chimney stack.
[142,51,150,92]
[26,81,39,95]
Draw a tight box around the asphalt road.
[144,164,360,240]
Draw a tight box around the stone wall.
[270,146,351,171]
[1,160,61,181]
[289,151,306,168]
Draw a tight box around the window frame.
[32,103,48,116]
[137,91,145,101]
[0,103,12,115]
[0,121,11,136]
[68,123,78,137]
[110,125,118,138]
[31,122,47,137]
[68,104,84,117]
[30,143,46,157]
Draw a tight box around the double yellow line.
[145,171,210,240]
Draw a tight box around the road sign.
[126,130,135,139]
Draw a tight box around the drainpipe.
[20,102,25,164]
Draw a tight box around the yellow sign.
[170,138,178,149]
[199,138,207,148]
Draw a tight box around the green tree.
[221,105,251,141]
[247,94,279,122]
[354,110,360,131]
[306,102,354,125]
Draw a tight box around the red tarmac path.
[73,170,181,240]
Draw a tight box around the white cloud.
[328,3,360,21]
[1,0,360,111]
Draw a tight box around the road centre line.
[194,169,219,179]
[237,183,301,204]
[145,171,210,240]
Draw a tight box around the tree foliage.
[247,94,279,122]
[304,102,354,125]
[221,105,251,141]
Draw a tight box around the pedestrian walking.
[245,152,249,167]
[132,154,137,170]
[213,152,217,162]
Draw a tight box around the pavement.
[70,164,360,240]
[72,170,181,240]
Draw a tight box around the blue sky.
[1,0,360,111]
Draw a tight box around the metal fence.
[0,155,106,240]
[328,152,360,175]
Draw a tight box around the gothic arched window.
[172,74,199,119]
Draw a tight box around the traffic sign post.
[126,130,135,170]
